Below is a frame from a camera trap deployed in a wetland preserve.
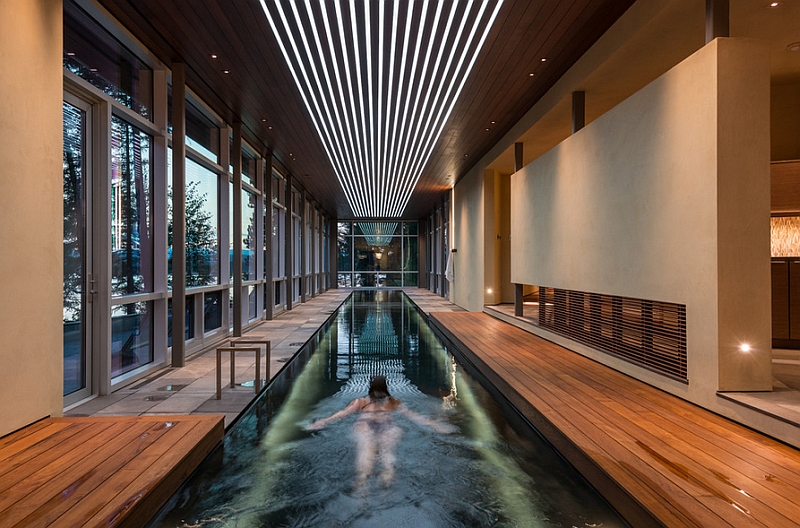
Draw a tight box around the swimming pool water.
[148,290,629,527]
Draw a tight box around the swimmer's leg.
[377,425,402,488]
[352,421,376,494]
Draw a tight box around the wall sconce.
[739,343,751,353]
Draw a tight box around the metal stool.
[215,339,271,400]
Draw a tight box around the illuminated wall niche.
[771,216,800,257]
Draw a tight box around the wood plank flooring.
[0,414,224,528]
[429,311,800,528]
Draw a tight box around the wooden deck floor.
[430,311,800,528]
[0,414,224,528]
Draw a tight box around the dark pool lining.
[150,290,636,527]
[424,310,662,528]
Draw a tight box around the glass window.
[168,297,194,347]
[404,273,418,287]
[354,237,401,271]
[64,1,153,119]
[248,285,257,321]
[242,148,257,187]
[111,116,153,296]
[204,291,222,332]
[185,102,219,162]
[272,205,285,277]
[168,150,220,288]
[243,190,256,280]
[354,221,399,238]
[403,237,418,271]
[63,100,87,397]
[403,222,418,235]
[111,301,153,378]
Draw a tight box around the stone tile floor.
[67,288,461,428]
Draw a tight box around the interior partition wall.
[61,0,332,405]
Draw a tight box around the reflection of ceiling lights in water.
[259,0,504,217]
[359,222,397,246]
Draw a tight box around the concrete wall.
[0,0,64,436]
[510,38,771,402]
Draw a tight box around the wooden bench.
[215,339,271,400]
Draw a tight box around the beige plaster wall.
[0,0,64,436]
[452,168,485,312]
[511,38,771,401]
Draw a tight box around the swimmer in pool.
[308,375,455,492]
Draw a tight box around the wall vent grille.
[538,287,687,382]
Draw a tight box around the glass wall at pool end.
[337,221,418,288]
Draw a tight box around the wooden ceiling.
[95,0,635,219]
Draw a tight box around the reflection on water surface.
[149,291,629,528]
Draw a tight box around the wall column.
[264,154,275,320]
[171,63,187,365]
[0,0,64,435]
[232,123,243,336]
[513,142,524,316]
[285,175,294,310]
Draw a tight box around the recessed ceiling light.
[261,118,267,122]
[528,72,535,77]
[490,121,496,124]
[769,2,779,6]
[211,53,218,59]
[541,58,547,62]
[268,126,273,130]
[788,41,800,52]
[66,52,75,56]
[222,69,230,74]
[89,68,97,72]
[485,127,490,131]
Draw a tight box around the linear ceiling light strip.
[317,1,366,215]
[261,0,503,218]
[394,0,502,216]
[306,1,364,213]
[396,0,504,215]
[389,0,483,216]
[262,0,366,215]
[386,1,446,216]
[386,0,463,216]
[385,0,429,216]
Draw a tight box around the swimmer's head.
[368,375,390,400]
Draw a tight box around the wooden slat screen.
[538,287,687,381]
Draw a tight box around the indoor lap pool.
[148,290,629,528]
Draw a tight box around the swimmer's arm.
[307,397,365,430]
[398,405,457,434]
